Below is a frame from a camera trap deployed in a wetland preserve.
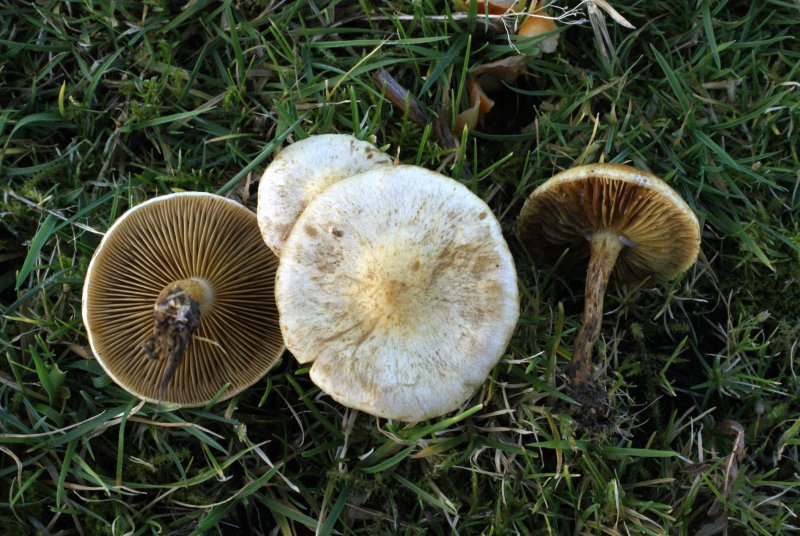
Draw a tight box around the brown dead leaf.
[456,56,527,136]
[69,343,94,360]
[471,55,528,85]
[517,1,560,53]
[372,68,428,127]
[717,419,745,463]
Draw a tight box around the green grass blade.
[317,484,350,536]
[215,113,307,195]
[15,214,55,290]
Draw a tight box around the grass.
[1,0,799,534]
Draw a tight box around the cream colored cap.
[257,134,392,256]
[276,165,520,421]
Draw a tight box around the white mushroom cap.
[276,165,520,421]
[257,134,393,256]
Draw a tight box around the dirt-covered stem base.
[567,232,624,427]
[144,278,214,398]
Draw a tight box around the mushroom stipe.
[143,286,202,398]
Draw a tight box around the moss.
[155,170,208,190]
[170,487,218,506]
[149,447,191,469]
[15,161,73,199]
[707,199,799,361]
[81,516,112,536]
[718,232,800,332]
[629,322,645,346]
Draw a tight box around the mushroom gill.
[83,193,284,406]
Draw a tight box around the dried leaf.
[372,69,428,126]
[587,1,614,63]
[695,515,728,536]
[457,55,528,135]
[680,461,712,476]
[717,419,745,463]
[471,55,528,84]
[456,76,494,136]
[717,420,745,506]
[456,100,481,136]
[432,109,460,150]
[694,420,746,536]
[69,343,93,360]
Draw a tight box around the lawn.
[1,1,799,534]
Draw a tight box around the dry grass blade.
[584,0,635,65]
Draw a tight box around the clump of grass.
[2,1,799,534]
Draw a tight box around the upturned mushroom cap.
[82,192,284,406]
[257,134,393,256]
[276,165,520,421]
[516,163,701,282]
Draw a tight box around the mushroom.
[454,0,560,136]
[516,163,700,421]
[257,134,393,256]
[459,0,517,16]
[517,1,559,54]
[82,192,284,406]
[276,165,520,421]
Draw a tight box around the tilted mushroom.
[516,163,700,422]
[517,1,559,54]
[82,192,284,406]
[257,134,393,256]
[276,165,520,421]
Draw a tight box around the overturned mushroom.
[516,163,700,424]
[276,165,520,421]
[82,192,284,406]
[257,134,393,256]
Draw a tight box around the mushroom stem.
[569,231,623,386]
[161,278,215,314]
[143,278,214,399]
